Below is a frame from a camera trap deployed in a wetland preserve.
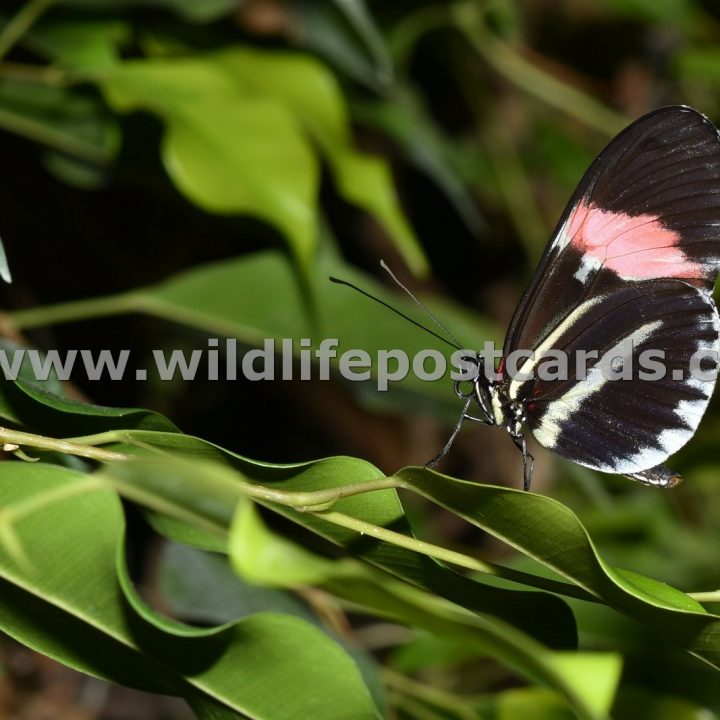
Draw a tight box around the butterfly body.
[458,106,720,490]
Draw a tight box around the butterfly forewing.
[503,106,720,478]
[505,106,720,358]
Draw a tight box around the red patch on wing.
[567,200,705,280]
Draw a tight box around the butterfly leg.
[425,395,475,468]
[510,430,534,491]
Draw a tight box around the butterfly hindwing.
[509,281,719,473]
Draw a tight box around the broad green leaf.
[0,462,380,720]
[230,498,359,586]
[496,687,580,720]
[160,542,387,715]
[0,339,175,436]
[396,468,720,670]
[98,55,318,273]
[389,632,481,673]
[565,594,720,712]
[26,19,130,68]
[213,48,426,275]
[0,373,176,434]
[100,441,720,685]
[137,250,496,417]
[97,47,426,276]
[159,542,319,627]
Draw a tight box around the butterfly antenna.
[328,276,461,352]
[379,260,464,349]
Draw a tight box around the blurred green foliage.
[0,0,720,718]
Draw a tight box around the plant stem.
[0,427,129,462]
[0,0,56,61]
[384,669,483,720]
[313,508,593,600]
[0,105,114,164]
[452,2,627,136]
[0,61,66,84]
[242,476,404,510]
[317,509,496,573]
[9,292,142,329]
[688,590,720,603]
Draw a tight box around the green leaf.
[606,0,693,24]
[230,498,359,587]
[97,47,426,276]
[0,339,176,433]
[289,0,393,90]
[137,249,495,417]
[0,462,381,720]
[9,250,493,418]
[26,19,130,68]
[613,687,718,720]
[676,50,720,84]
[396,468,720,669]
[495,687,579,719]
[213,47,426,275]
[160,542,387,715]
[99,55,318,273]
[159,542,319,626]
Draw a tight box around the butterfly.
[448,105,720,491]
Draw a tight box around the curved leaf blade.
[0,462,380,720]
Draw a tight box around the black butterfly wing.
[502,106,720,476]
[508,281,718,474]
[504,106,720,358]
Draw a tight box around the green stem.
[0,61,66,83]
[0,427,129,462]
[384,669,483,720]
[689,590,720,603]
[478,105,548,260]
[65,430,135,446]
[314,508,593,601]
[0,105,113,164]
[452,2,627,136]
[388,692,449,720]
[242,477,403,510]
[9,292,142,330]
[0,0,56,61]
